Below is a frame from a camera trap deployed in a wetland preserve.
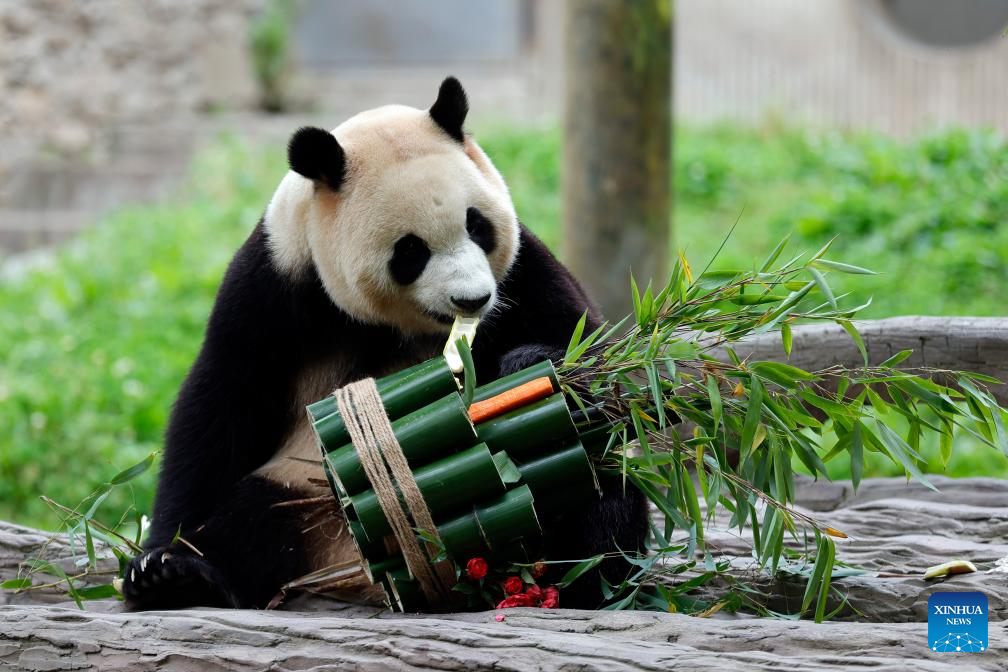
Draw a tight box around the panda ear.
[429,76,468,142]
[288,126,346,190]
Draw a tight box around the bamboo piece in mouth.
[467,376,555,424]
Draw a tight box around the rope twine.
[335,378,456,605]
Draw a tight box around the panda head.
[265,77,520,334]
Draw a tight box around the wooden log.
[1,475,1006,670]
[712,316,1008,404]
[0,601,1004,671]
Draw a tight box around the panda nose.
[451,293,491,313]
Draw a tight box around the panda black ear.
[288,126,346,190]
[429,76,468,142]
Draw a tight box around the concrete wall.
[675,0,1008,133]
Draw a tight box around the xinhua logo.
[928,591,988,653]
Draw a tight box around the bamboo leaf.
[564,311,588,363]
[557,555,605,588]
[811,258,878,275]
[879,349,913,368]
[739,377,764,461]
[781,322,792,359]
[84,520,96,569]
[706,375,722,436]
[850,421,864,491]
[76,584,121,601]
[759,234,791,272]
[751,361,818,388]
[1,578,32,590]
[109,452,156,485]
[835,319,868,366]
[808,267,837,310]
[814,537,836,623]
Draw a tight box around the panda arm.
[145,226,304,548]
[475,224,604,379]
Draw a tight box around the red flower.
[496,593,534,609]
[502,575,524,595]
[466,557,488,581]
[541,586,559,609]
[524,584,543,604]
[531,561,547,579]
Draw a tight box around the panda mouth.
[422,308,457,326]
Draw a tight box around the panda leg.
[123,475,315,610]
[540,476,650,609]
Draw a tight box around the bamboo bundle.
[310,354,603,612]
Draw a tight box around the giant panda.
[122,77,648,611]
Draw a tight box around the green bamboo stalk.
[309,357,458,450]
[436,510,488,559]
[347,519,388,564]
[364,556,406,584]
[351,442,505,540]
[327,392,477,495]
[516,441,600,514]
[474,485,541,551]
[476,393,577,460]
[386,567,425,612]
[471,360,559,403]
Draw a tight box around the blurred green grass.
[1,122,1006,529]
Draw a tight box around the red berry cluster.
[463,557,559,610]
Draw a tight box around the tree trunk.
[563,0,672,319]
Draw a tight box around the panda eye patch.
[389,233,431,285]
[465,207,496,254]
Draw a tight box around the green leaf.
[602,585,641,610]
[705,375,722,436]
[558,555,605,588]
[808,267,837,310]
[76,584,121,601]
[835,319,868,366]
[781,322,792,359]
[739,376,764,460]
[564,311,588,363]
[879,349,913,368]
[850,421,864,491]
[1,578,32,590]
[814,537,836,623]
[84,520,96,569]
[109,452,156,485]
[875,421,936,490]
[811,258,878,275]
[750,361,818,388]
[759,234,791,272]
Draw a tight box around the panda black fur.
[123,78,648,611]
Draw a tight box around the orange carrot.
[468,377,555,424]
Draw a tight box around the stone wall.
[0,0,261,249]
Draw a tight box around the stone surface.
[2,475,1006,670]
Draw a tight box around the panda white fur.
[123,78,648,611]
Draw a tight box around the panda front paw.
[499,344,565,377]
[122,546,237,610]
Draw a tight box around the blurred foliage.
[2,123,1006,529]
[249,0,294,113]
